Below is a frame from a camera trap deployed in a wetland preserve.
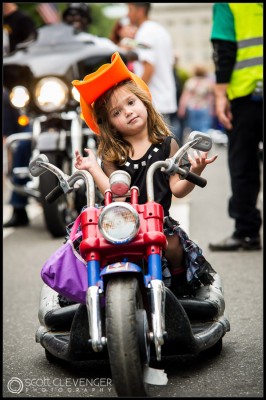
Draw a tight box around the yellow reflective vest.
[228,3,263,100]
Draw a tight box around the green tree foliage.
[17,3,44,28]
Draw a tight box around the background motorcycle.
[31,132,230,397]
[3,22,125,237]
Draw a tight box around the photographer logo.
[7,377,24,394]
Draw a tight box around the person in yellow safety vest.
[208,3,263,251]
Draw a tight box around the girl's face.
[107,86,148,137]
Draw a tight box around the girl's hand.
[188,150,218,175]
[74,148,98,171]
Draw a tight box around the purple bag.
[41,215,87,304]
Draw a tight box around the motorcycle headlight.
[71,86,80,103]
[10,86,30,108]
[35,77,69,112]
[98,202,140,244]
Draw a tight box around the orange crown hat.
[72,51,151,134]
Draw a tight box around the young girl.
[72,52,218,294]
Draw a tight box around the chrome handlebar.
[146,133,212,201]
[29,131,212,206]
[29,154,95,207]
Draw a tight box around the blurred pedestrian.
[62,2,91,33]
[3,3,36,227]
[127,3,182,144]
[178,64,215,135]
[173,52,188,109]
[109,17,138,72]
[173,53,190,145]
[208,3,263,251]
[3,2,37,55]
[109,16,137,48]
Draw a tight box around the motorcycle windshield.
[3,23,122,84]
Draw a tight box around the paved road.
[3,143,263,397]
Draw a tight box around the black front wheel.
[106,276,150,397]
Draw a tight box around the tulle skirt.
[163,216,215,288]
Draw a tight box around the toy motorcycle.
[31,131,230,397]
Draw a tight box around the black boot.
[3,208,29,227]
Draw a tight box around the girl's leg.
[165,234,185,274]
[164,234,193,296]
[164,218,215,287]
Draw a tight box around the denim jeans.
[9,137,32,208]
[186,107,213,134]
[4,88,32,208]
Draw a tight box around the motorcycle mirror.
[188,131,213,152]
[29,154,49,177]
[109,170,131,196]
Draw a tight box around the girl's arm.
[74,148,110,196]
[169,150,218,198]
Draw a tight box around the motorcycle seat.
[44,304,79,331]
[176,273,225,320]
[178,297,219,320]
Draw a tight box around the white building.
[149,3,214,73]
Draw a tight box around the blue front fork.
[87,253,162,288]
[87,260,101,287]
[86,254,165,360]
[147,253,162,282]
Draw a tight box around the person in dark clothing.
[62,3,92,33]
[3,87,21,136]
[208,3,263,251]
[3,3,37,227]
[3,89,33,227]
[61,3,118,49]
[3,3,37,55]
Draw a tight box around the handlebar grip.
[45,185,64,203]
[185,171,207,188]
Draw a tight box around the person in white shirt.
[127,3,181,143]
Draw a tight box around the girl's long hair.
[93,80,173,165]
